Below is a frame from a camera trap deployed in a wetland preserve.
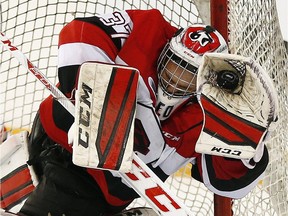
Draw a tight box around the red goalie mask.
[181,25,222,55]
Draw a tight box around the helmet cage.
[157,43,198,98]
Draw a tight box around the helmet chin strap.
[155,86,190,121]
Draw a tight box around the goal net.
[1,0,287,215]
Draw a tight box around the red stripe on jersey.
[87,169,133,206]
[59,20,118,60]
[161,102,203,158]
[201,95,266,147]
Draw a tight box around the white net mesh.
[227,0,288,215]
[0,0,287,215]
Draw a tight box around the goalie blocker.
[72,62,139,172]
[195,53,278,160]
[71,62,194,215]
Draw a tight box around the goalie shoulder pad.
[195,53,278,159]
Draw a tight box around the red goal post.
[0,0,287,216]
[210,1,231,215]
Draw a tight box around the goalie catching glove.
[195,53,278,160]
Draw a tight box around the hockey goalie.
[0,9,278,216]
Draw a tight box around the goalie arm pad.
[195,53,278,160]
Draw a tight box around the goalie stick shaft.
[0,32,75,116]
[0,32,194,216]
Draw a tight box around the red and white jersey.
[39,9,268,207]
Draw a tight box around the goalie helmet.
[156,24,228,120]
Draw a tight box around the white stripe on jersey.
[111,33,130,38]
[153,144,194,175]
[58,43,114,68]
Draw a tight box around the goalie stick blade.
[73,62,139,172]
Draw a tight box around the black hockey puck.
[216,70,239,91]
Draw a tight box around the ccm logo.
[78,82,92,148]
[211,147,242,156]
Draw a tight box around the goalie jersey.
[37,9,268,211]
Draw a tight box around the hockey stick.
[0,32,75,116]
[0,32,194,216]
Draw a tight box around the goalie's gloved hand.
[196,53,278,160]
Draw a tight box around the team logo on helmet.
[181,26,221,55]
